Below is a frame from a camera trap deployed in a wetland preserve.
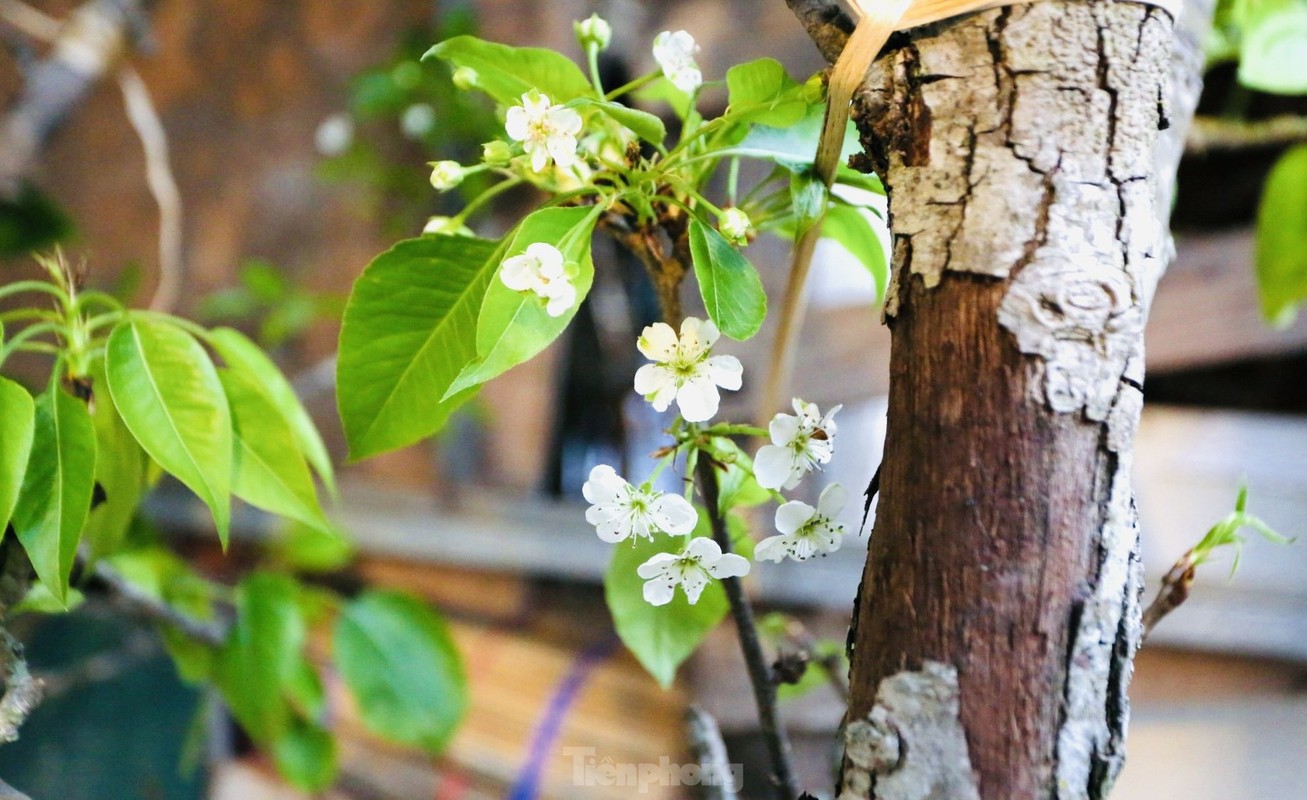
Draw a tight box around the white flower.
[754,399,842,490]
[314,114,353,156]
[582,465,697,544]
[634,317,742,422]
[637,537,750,606]
[652,31,703,94]
[756,483,849,563]
[428,160,464,191]
[422,216,472,236]
[505,91,583,173]
[719,208,751,245]
[499,242,577,317]
[575,13,612,51]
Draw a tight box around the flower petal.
[753,444,794,491]
[680,569,710,604]
[818,482,849,517]
[505,107,528,141]
[775,500,815,535]
[708,553,751,579]
[684,536,723,560]
[652,493,697,535]
[754,536,790,564]
[499,254,538,291]
[545,281,576,316]
[767,412,801,447]
[582,464,626,504]
[706,355,742,391]
[675,375,720,422]
[637,323,678,362]
[637,552,679,579]
[643,578,676,606]
[594,514,631,543]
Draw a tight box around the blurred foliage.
[315,9,501,236]
[198,259,345,350]
[0,184,72,258]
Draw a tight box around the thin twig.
[695,457,799,800]
[1185,114,1307,154]
[686,705,740,800]
[84,561,227,647]
[1141,549,1197,640]
[0,0,60,42]
[118,66,183,312]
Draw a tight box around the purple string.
[507,634,619,800]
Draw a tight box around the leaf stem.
[694,457,798,800]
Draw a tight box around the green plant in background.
[315,9,501,236]
[198,258,345,351]
[0,253,466,792]
[1205,0,1307,325]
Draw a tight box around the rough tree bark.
[829,2,1208,798]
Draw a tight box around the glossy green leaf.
[0,376,34,536]
[1239,0,1307,94]
[272,519,354,574]
[11,388,96,603]
[272,717,337,793]
[337,235,498,459]
[425,36,593,105]
[1256,145,1307,327]
[83,361,147,559]
[220,370,331,533]
[446,206,600,396]
[689,218,767,341]
[725,58,806,127]
[605,513,730,688]
[207,327,335,495]
[823,203,889,299]
[106,319,232,546]
[333,590,467,752]
[216,572,304,743]
[571,97,666,145]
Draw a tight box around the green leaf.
[446,206,600,396]
[272,519,354,574]
[272,717,337,793]
[1256,144,1307,326]
[0,376,35,536]
[791,170,829,231]
[107,548,218,682]
[425,36,593,105]
[11,388,96,604]
[333,590,467,752]
[823,203,889,299]
[1239,0,1307,94]
[219,369,332,533]
[725,58,806,127]
[83,361,147,559]
[12,583,85,615]
[106,319,232,546]
[284,657,327,721]
[216,572,305,743]
[207,327,335,495]
[689,218,767,341]
[733,105,860,170]
[337,235,499,459]
[605,515,730,688]
[571,97,666,145]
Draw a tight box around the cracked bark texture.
[841,3,1174,798]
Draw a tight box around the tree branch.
[1140,549,1196,640]
[82,561,227,647]
[783,0,855,64]
[695,457,798,800]
[1186,114,1307,154]
[686,704,740,800]
[0,630,42,744]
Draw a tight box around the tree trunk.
[837,3,1197,798]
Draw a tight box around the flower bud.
[719,208,752,245]
[452,66,478,90]
[422,216,473,236]
[574,14,612,51]
[428,160,465,191]
[482,140,513,165]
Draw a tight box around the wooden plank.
[1148,229,1307,371]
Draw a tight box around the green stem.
[0,280,65,304]
[453,176,525,224]
[586,45,604,97]
[0,322,64,368]
[604,71,659,101]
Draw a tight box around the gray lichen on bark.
[839,662,980,800]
